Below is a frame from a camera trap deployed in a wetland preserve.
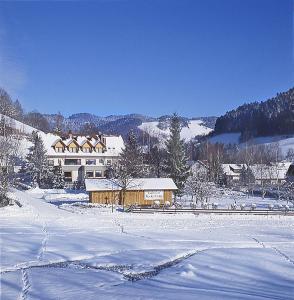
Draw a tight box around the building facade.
[44,133,124,185]
[85,178,178,206]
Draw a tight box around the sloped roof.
[222,164,246,176]
[66,138,80,147]
[250,163,291,180]
[51,139,66,147]
[42,133,124,157]
[85,178,178,191]
[80,139,94,147]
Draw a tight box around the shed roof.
[85,178,178,192]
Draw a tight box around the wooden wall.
[90,190,120,204]
[89,190,173,206]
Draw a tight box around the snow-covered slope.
[209,133,241,145]
[139,120,212,142]
[210,132,294,155]
[0,113,37,135]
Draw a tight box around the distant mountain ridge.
[43,113,217,140]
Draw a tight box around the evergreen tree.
[52,163,65,189]
[163,113,190,196]
[25,131,51,187]
[147,145,166,178]
[119,130,144,177]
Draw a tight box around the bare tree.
[106,164,138,209]
[185,167,213,206]
[0,117,20,206]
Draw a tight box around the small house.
[85,178,178,206]
[250,162,291,185]
[222,164,247,182]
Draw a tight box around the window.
[86,171,94,178]
[99,159,105,165]
[64,159,81,165]
[64,172,72,182]
[95,171,102,178]
[106,159,111,166]
[56,147,64,153]
[96,147,102,153]
[48,160,54,166]
[83,147,91,153]
[68,147,78,153]
[86,159,96,165]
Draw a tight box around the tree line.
[214,87,294,141]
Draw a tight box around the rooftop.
[85,178,178,191]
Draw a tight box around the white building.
[222,164,247,182]
[43,133,124,184]
[250,162,291,185]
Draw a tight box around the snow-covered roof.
[250,163,291,180]
[222,164,246,176]
[85,178,178,192]
[41,133,124,157]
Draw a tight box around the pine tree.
[163,113,190,196]
[148,145,166,178]
[119,130,144,177]
[25,131,50,188]
[52,163,65,189]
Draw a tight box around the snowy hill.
[139,120,213,142]
[214,86,294,139]
[0,113,37,135]
[209,132,294,155]
[43,113,216,141]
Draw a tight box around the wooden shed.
[85,178,178,207]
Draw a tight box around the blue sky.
[0,0,293,117]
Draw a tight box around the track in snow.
[19,269,30,300]
[252,237,294,266]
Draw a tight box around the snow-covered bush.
[201,202,209,209]
[230,203,237,210]
[212,203,218,209]
[190,202,197,209]
[164,201,171,208]
[283,204,289,211]
[153,200,160,208]
[276,204,283,210]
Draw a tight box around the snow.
[210,132,294,156]
[209,133,241,144]
[40,132,124,157]
[1,189,294,299]
[139,120,212,142]
[85,178,178,191]
[0,113,37,135]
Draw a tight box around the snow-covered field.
[1,189,294,299]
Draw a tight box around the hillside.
[43,113,216,141]
[214,87,294,140]
[139,119,213,142]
